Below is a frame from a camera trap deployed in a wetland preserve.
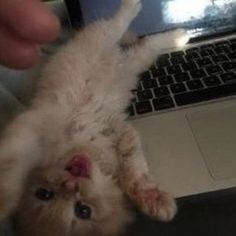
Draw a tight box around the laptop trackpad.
[187,106,236,180]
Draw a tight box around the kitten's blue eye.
[75,202,92,219]
[35,188,54,201]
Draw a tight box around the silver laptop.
[77,0,236,198]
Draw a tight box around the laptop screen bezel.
[64,0,84,28]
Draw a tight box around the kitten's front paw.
[172,29,190,48]
[160,29,189,49]
[129,182,177,221]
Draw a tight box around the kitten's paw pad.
[133,188,177,221]
[172,29,190,48]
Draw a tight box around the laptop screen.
[77,0,236,39]
[162,0,236,38]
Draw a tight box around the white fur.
[0,0,189,234]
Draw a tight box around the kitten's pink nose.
[66,154,91,178]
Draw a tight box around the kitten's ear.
[0,110,42,221]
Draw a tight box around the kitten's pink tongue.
[66,154,91,178]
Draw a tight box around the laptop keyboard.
[129,38,236,117]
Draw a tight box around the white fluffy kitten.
[0,0,188,235]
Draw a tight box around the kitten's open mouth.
[65,154,91,178]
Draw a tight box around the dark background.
[127,188,236,236]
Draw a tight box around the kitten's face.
[15,153,132,236]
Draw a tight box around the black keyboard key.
[197,58,212,67]
[137,83,143,91]
[227,52,236,60]
[167,65,182,74]
[156,58,171,67]
[185,52,200,61]
[142,79,157,89]
[149,64,156,71]
[132,83,143,91]
[137,90,153,101]
[158,76,174,85]
[153,97,175,110]
[170,56,185,65]
[182,62,198,71]
[139,71,151,80]
[154,86,170,97]
[127,105,135,116]
[170,83,187,94]
[229,43,236,51]
[175,83,236,106]
[158,53,170,59]
[212,54,228,63]
[200,49,215,57]
[229,38,236,44]
[186,47,199,53]
[199,50,208,57]
[190,69,207,79]
[135,101,152,114]
[206,65,222,75]
[205,49,215,56]
[221,62,236,71]
[220,72,236,84]
[203,76,221,87]
[187,80,204,90]
[131,95,137,103]
[151,68,166,78]
[215,46,231,54]
[174,72,191,82]
[171,51,185,57]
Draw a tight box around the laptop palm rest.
[187,106,236,181]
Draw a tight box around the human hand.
[0,0,60,69]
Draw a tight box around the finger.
[0,26,40,69]
[0,0,60,44]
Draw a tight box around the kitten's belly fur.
[34,45,132,174]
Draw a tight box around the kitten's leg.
[81,0,142,46]
[0,110,42,221]
[124,29,189,74]
[116,123,177,221]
